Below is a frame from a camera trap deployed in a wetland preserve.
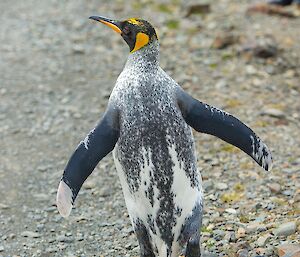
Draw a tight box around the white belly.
[113,143,203,257]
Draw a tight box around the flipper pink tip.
[56,180,73,218]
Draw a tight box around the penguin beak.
[89,16,122,34]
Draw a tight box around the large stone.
[267,183,281,193]
[277,243,300,257]
[261,109,286,119]
[273,222,297,237]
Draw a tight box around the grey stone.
[256,233,272,247]
[224,231,236,242]
[273,222,296,237]
[213,229,225,241]
[203,180,214,191]
[21,231,41,238]
[267,183,281,193]
[261,108,285,118]
[237,249,248,257]
[56,235,73,243]
[72,44,85,54]
[215,182,228,190]
[0,203,9,210]
[45,247,58,253]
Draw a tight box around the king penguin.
[56,16,272,257]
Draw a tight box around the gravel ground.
[0,0,299,256]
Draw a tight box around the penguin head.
[89,16,158,53]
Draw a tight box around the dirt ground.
[0,0,299,256]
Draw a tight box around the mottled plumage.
[57,17,272,257]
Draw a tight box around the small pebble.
[215,182,228,190]
[236,227,246,238]
[225,208,237,215]
[21,231,41,238]
[256,233,272,247]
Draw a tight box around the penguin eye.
[123,26,131,36]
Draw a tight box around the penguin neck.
[125,40,159,71]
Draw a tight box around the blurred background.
[0,0,299,256]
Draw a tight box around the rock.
[245,65,257,75]
[45,206,56,212]
[277,243,300,257]
[37,165,48,172]
[21,231,41,238]
[203,180,214,191]
[0,203,9,209]
[83,180,96,189]
[45,247,58,253]
[215,182,228,190]
[215,80,228,90]
[8,233,16,239]
[268,183,281,193]
[240,37,278,59]
[253,45,277,58]
[261,109,286,119]
[266,65,276,75]
[225,208,237,215]
[75,233,85,241]
[202,252,218,257]
[247,3,296,18]
[294,190,300,202]
[282,190,293,196]
[213,229,225,241]
[0,245,4,252]
[273,222,297,237]
[246,222,261,233]
[212,34,240,49]
[56,235,73,243]
[237,249,248,257]
[98,187,111,197]
[75,215,89,222]
[72,44,85,54]
[34,193,48,202]
[256,233,271,247]
[283,167,300,174]
[266,202,276,210]
[236,227,246,239]
[284,69,296,79]
[224,231,236,242]
[184,4,211,17]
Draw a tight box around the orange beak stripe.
[99,20,121,34]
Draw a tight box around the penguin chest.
[113,131,203,254]
[111,77,203,254]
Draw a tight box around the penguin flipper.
[176,88,272,171]
[56,104,119,217]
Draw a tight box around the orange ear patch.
[131,32,149,53]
